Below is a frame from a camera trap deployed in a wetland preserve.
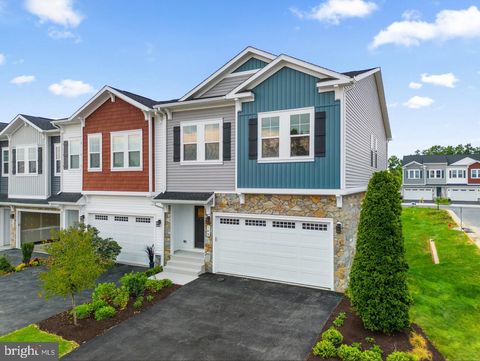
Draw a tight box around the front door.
[194,206,205,249]
[437,187,442,198]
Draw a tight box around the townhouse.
[1,47,391,292]
[403,154,480,203]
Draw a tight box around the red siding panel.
[468,162,480,184]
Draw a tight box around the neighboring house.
[153,47,391,292]
[0,115,83,249]
[402,154,480,203]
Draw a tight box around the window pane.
[205,124,219,142]
[183,144,197,161]
[3,163,8,175]
[128,134,141,151]
[70,155,80,169]
[112,136,124,152]
[3,150,8,161]
[28,147,36,160]
[291,136,310,157]
[128,151,140,167]
[262,138,279,158]
[29,160,36,173]
[18,161,25,174]
[90,153,100,168]
[290,113,310,135]
[113,152,124,167]
[183,125,197,143]
[17,148,25,161]
[205,143,219,160]
[70,141,80,155]
[89,137,100,153]
[261,117,279,137]
[56,160,61,174]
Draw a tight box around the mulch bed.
[38,284,180,344]
[306,298,445,361]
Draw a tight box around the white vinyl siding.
[345,75,388,188]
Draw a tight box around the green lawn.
[0,324,78,357]
[403,207,480,360]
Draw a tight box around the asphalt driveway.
[66,274,341,361]
[0,249,144,335]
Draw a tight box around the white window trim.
[257,107,314,163]
[54,143,61,176]
[471,169,480,179]
[110,129,143,171]
[448,168,466,179]
[68,138,81,171]
[408,169,421,179]
[180,118,223,165]
[88,133,102,172]
[428,169,443,179]
[15,145,38,176]
[1,147,8,177]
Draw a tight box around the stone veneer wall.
[207,193,364,292]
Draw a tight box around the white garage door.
[403,188,433,201]
[214,214,334,289]
[88,214,154,266]
[448,188,480,202]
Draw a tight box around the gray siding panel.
[10,124,46,197]
[344,75,388,189]
[403,163,425,185]
[50,136,60,194]
[425,164,447,185]
[167,106,235,192]
[0,140,8,194]
[200,73,252,98]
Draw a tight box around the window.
[69,140,80,169]
[54,143,61,176]
[258,108,314,162]
[2,148,8,177]
[449,169,466,179]
[111,130,142,170]
[370,135,378,168]
[408,169,421,179]
[272,221,296,229]
[472,169,480,179]
[181,119,222,163]
[114,216,129,222]
[15,146,37,175]
[428,169,444,179]
[135,217,151,223]
[88,134,102,171]
[219,217,240,225]
[302,222,328,231]
[94,215,108,221]
[245,219,266,227]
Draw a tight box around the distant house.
[402,154,480,203]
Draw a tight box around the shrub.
[312,340,337,358]
[120,272,148,297]
[0,256,14,273]
[361,350,383,361]
[370,345,383,356]
[21,242,35,264]
[409,332,432,361]
[349,171,411,333]
[14,263,26,272]
[321,327,343,347]
[365,337,376,345]
[72,303,92,320]
[112,287,130,310]
[145,244,155,267]
[337,344,363,361]
[78,224,121,267]
[144,265,163,277]
[92,282,117,304]
[333,311,347,328]
[146,294,154,302]
[133,296,144,309]
[386,351,418,361]
[91,299,109,311]
[351,342,362,350]
[94,305,116,321]
[159,279,173,288]
[145,279,165,293]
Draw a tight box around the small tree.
[78,223,121,267]
[40,226,105,325]
[348,171,411,333]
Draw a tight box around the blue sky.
[1,0,480,157]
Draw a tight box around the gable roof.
[0,122,8,132]
[403,154,480,166]
[0,114,59,136]
[109,87,160,109]
[20,114,57,130]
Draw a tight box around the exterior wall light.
[336,222,343,234]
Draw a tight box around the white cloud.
[371,6,480,48]
[421,73,458,88]
[290,0,378,25]
[409,82,423,89]
[403,96,435,109]
[48,79,94,97]
[0,53,5,65]
[47,27,81,42]
[25,0,83,28]
[10,75,36,85]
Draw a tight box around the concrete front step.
[163,265,201,276]
[173,250,204,260]
[170,255,204,266]
[150,271,198,286]
[167,259,204,271]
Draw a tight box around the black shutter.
[314,111,326,157]
[63,141,69,170]
[173,126,180,162]
[248,118,257,160]
[38,147,43,174]
[12,149,16,175]
[223,122,231,161]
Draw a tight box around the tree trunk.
[71,294,77,326]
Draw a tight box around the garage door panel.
[448,188,480,202]
[404,188,433,201]
[215,215,333,289]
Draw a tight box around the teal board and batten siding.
[233,57,268,73]
[237,67,341,189]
